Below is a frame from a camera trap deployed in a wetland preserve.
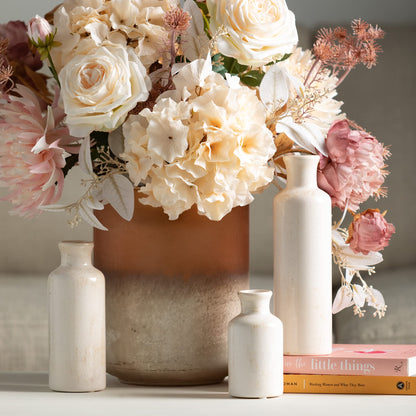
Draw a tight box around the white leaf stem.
[275,117,325,156]
[352,284,366,308]
[182,0,210,61]
[260,64,291,112]
[40,204,69,212]
[79,136,94,176]
[332,285,354,314]
[108,127,125,157]
[341,246,383,269]
[102,174,135,221]
[79,201,108,231]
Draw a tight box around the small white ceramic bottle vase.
[273,154,332,355]
[48,241,106,392]
[228,290,283,398]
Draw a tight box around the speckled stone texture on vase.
[94,203,249,386]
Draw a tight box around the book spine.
[284,374,416,395]
[284,356,409,376]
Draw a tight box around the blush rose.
[347,209,395,255]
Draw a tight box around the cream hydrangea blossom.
[59,41,151,137]
[108,0,174,67]
[51,0,110,71]
[144,99,191,164]
[121,60,276,220]
[207,0,298,66]
[51,0,175,71]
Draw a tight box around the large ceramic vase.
[273,154,332,355]
[94,203,249,386]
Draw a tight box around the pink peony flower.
[317,119,388,211]
[346,209,395,255]
[0,84,78,217]
[0,21,42,70]
[28,15,53,45]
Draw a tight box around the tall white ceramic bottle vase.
[273,154,332,355]
[48,241,106,392]
[228,290,283,398]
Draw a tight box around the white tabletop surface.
[0,373,415,416]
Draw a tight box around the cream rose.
[59,42,151,137]
[207,0,298,66]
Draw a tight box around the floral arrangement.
[0,0,394,317]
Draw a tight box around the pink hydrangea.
[317,119,388,211]
[0,85,77,217]
[346,209,395,255]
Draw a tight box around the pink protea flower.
[317,119,389,211]
[346,209,395,255]
[0,84,77,217]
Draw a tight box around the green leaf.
[195,0,211,36]
[213,65,227,76]
[211,53,227,76]
[212,53,264,86]
[211,53,222,63]
[222,56,248,74]
[278,53,292,63]
[266,53,292,66]
[197,1,209,16]
[240,70,265,87]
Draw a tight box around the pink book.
[284,344,416,376]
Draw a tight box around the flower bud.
[28,15,52,45]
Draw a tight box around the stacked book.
[283,344,416,394]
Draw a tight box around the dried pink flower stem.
[335,67,352,87]
[304,59,321,87]
[163,7,191,89]
[312,19,384,87]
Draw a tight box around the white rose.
[207,0,298,66]
[59,42,151,137]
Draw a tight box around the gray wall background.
[1,0,415,275]
[4,0,416,27]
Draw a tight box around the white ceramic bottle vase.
[48,241,106,392]
[228,290,283,398]
[273,154,332,355]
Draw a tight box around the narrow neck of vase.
[239,290,272,314]
[284,154,319,189]
[59,241,93,267]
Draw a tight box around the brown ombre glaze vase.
[94,203,249,386]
